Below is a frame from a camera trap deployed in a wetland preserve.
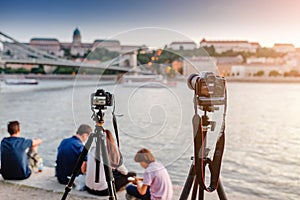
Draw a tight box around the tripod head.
[91,107,105,125]
[201,110,216,132]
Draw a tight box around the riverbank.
[0,167,268,200]
[0,74,117,81]
[226,76,300,83]
[1,74,300,83]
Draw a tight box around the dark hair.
[7,121,20,135]
[134,148,155,164]
[76,124,92,135]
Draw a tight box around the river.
[0,79,299,200]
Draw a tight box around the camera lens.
[187,73,200,90]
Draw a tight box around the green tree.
[269,70,281,77]
[254,70,264,77]
[256,48,285,58]
[53,66,78,74]
[87,48,119,61]
[284,70,299,77]
[31,65,45,74]
[5,50,11,56]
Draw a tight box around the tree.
[256,48,285,58]
[269,70,280,77]
[31,65,45,74]
[53,66,78,74]
[87,48,119,61]
[5,50,12,56]
[15,67,29,74]
[254,70,264,77]
[137,53,150,64]
[284,70,299,77]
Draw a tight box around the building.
[92,39,121,52]
[246,56,285,65]
[120,45,147,54]
[169,41,197,50]
[231,64,291,77]
[273,43,296,53]
[2,42,28,59]
[69,28,90,56]
[2,28,144,59]
[215,55,244,76]
[29,38,63,56]
[182,56,217,76]
[200,38,260,53]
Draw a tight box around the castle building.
[3,28,142,59]
[29,38,63,56]
[169,41,197,50]
[200,38,260,53]
[273,43,296,53]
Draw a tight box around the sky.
[1,0,300,47]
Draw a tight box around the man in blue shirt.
[56,124,92,184]
[1,121,42,180]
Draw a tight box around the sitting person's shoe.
[125,193,138,200]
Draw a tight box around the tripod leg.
[100,130,117,200]
[61,133,95,200]
[95,136,101,183]
[216,180,227,200]
[191,180,198,200]
[180,164,195,200]
[198,184,204,200]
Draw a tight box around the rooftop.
[30,38,59,42]
[94,39,120,43]
[273,43,295,47]
[170,41,196,45]
[200,38,249,44]
[73,28,81,36]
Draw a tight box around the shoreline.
[0,167,268,200]
[1,74,300,83]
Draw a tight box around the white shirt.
[85,146,108,191]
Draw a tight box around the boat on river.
[0,78,39,93]
[4,78,38,85]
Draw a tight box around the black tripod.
[179,109,227,200]
[61,108,117,200]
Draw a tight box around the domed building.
[14,27,143,58]
[72,28,81,45]
[70,28,90,56]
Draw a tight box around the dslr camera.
[91,89,113,109]
[187,72,226,111]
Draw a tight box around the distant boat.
[4,78,38,85]
[121,75,177,88]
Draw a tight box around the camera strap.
[110,100,124,168]
[112,101,120,148]
[193,88,227,192]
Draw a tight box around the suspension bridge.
[0,31,151,74]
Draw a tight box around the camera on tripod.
[187,72,226,112]
[180,72,228,199]
[91,89,113,110]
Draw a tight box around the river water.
[0,79,299,200]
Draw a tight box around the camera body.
[187,72,226,111]
[91,89,113,109]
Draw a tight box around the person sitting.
[56,124,92,184]
[81,129,136,196]
[0,121,42,180]
[126,148,173,200]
